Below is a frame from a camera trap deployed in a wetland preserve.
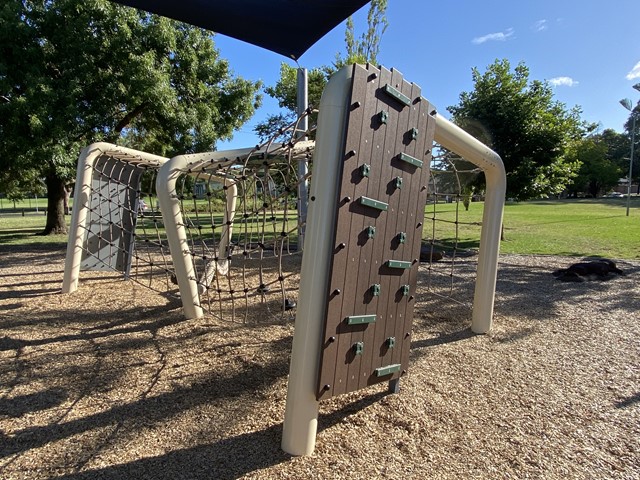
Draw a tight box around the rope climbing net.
[62,145,176,296]
[64,111,315,325]
[65,109,500,330]
[157,113,316,322]
[422,145,484,308]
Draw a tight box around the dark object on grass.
[419,243,479,262]
[420,244,445,262]
[553,259,624,282]
[257,284,271,294]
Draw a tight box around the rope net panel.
[168,116,316,323]
[76,149,176,295]
[70,120,489,324]
[421,145,484,310]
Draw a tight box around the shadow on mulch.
[0,242,66,256]
[615,392,640,409]
[0,388,68,417]
[0,303,184,348]
[47,392,387,480]
[410,327,475,350]
[495,258,639,321]
[1,324,386,480]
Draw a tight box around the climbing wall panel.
[316,64,435,400]
[81,156,142,272]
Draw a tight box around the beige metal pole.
[433,115,506,334]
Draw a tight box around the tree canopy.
[448,59,589,201]
[565,132,623,198]
[622,102,640,192]
[0,0,261,233]
[254,0,388,141]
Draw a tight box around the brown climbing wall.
[316,64,435,400]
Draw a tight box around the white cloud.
[626,61,640,80]
[472,28,514,45]
[532,19,548,32]
[549,76,579,87]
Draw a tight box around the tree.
[254,63,328,141]
[599,128,629,165]
[448,59,589,200]
[565,135,621,197]
[0,0,261,234]
[622,104,640,193]
[254,0,388,140]
[338,0,388,67]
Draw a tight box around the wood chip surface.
[0,244,638,479]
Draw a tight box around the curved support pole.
[156,155,204,320]
[62,142,167,293]
[433,115,506,334]
[281,66,353,456]
[198,178,237,290]
[62,143,105,293]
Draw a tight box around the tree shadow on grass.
[0,229,58,245]
[0,244,63,253]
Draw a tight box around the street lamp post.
[620,82,640,216]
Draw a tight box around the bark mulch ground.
[0,244,638,479]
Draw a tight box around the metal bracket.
[386,259,412,269]
[382,84,411,107]
[398,152,423,168]
[359,196,388,211]
[346,314,377,325]
[375,364,402,377]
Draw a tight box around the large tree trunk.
[64,184,71,215]
[42,174,68,235]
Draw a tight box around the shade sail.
[110,0,370,59]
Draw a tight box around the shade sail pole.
[296,67,309,250]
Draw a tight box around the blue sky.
[215,0,640,150]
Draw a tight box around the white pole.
[282,66,352,456]
[62,143,103,293]
[296,67,309,250]
[626,114,636,217]
[62,143,169,293]
[156,155,204,320]
[433,115,506,334]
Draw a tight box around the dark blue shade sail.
[110,0,371,59]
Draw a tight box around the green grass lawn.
[0,212,69,247]
[2,197,639,259]
[502,199,640,259]
[425,197,640,259]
